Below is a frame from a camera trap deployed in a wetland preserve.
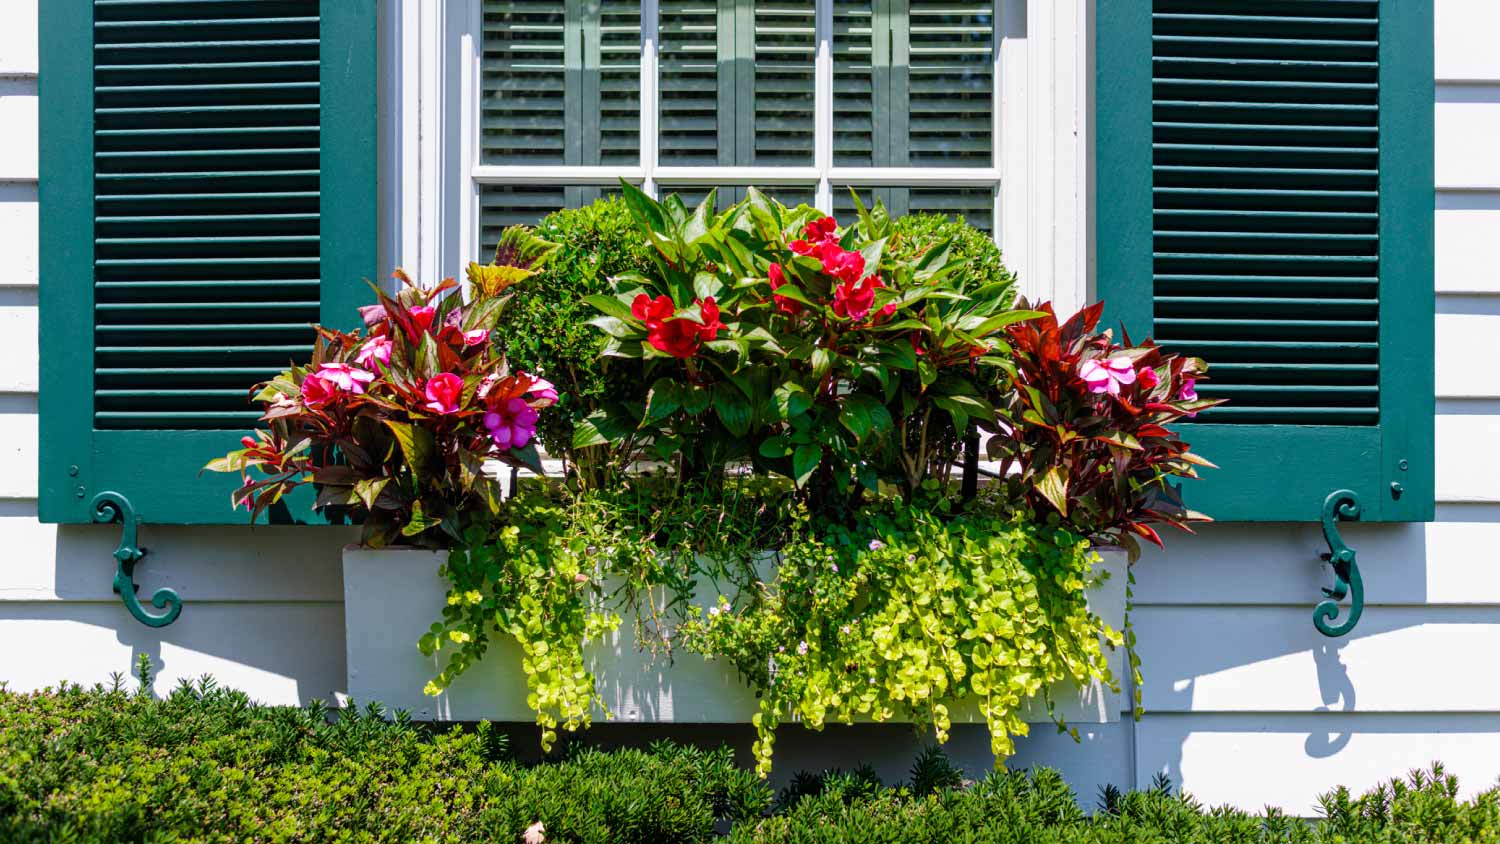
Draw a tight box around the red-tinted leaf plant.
[205,268,557,547]
[987,300,1224,558]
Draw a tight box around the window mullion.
[641,0,660,197]
[815,0,833,212]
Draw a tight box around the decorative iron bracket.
[92,492,182,628]
[1314,489,1362,638]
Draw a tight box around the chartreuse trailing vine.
[681,495,1120,777]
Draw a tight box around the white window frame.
[409,0,1090,315]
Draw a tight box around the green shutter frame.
[1096,0,1433,522]
[39,0,378,525]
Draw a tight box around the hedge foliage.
[3,671,1498,843]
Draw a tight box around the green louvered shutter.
[831,0,995,228]
[1096,0,1433,521]
[477,1,639,235]
[658,0,814,205]
[38,0,377,524]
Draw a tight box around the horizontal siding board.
[0,517,353,603]
[0,602,345,705]
[1436,312,1500,397]
[1436,203,1500,292]
[1137,712,1500,813]
[0,306,38,393]
[0,91,38,180]
[0,0,37,76]
[1436,99,1500,188]
[1435,413,1500,502]
[0,411,36,499]
[0,186,39,288]
[1436,0,1500,81]
[1134,519,1500,607]
[1136,605,1500,713]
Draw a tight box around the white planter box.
[343,546,1128,725]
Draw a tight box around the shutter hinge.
[1313,489,1362,638]
[92,492,183,628]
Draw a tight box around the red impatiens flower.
[768,263,804,316]
[631,293,675,329]
[633,294,723,359]
[832,274,885,322]
[790,215,839,255]
[819,242,865,284]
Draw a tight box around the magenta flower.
[423,372,465,415]
[1079,356,1137,396]
[300,372,336,409]
[1179,378,1198,401]
[410,306,437,333]
[483,397,538,449]
[355,335,392,369]
[318,362,375,395]
[463,328,490,347]
[1138,367,1159,389]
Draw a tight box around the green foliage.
[888,212,1016,301]
[3,681,1495,843]
[494,197,656,477]
[679,493,1119,777]
[0,677,768,844]
[581,185,1037,506]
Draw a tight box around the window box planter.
[342,545,1129,725]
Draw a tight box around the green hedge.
[3,672,1497,843]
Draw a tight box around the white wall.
[2,0,1497,814]
[1106,0,1500,813]
[0,1,357,706]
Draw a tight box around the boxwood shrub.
[4,671,1497,843]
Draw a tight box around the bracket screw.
[68,465,79,477]
[1390,481,1405,499]
[1397,459,1409,471]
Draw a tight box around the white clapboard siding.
[1437,98,1500,189]
[1437,0,1500,81]
[0,0,36,77]
[0,514,355,603]
[0,88,37,182]
[0,187,38,289]
[1435,415,1500,502]
[0,304,38,393]
[1133,520,1500,607]
[0,602,346,705]
[1137,714,1500,811]
[1135,606,1500,713]
[1436,202,1500,293]
[0,409,36,500]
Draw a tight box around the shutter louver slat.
[92,0,320,431]
[1151,0,1380,426]
[659,2,721,164]
[480,1,566,165]
[832,0,875,166]
[752,2,815,165]
[907,0,993,166]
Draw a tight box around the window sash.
[466,0,1003,226]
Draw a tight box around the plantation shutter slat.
[1096,0,1433,522]
[831,1,994,229]
[39,0,377,524]
[660,0,814,169]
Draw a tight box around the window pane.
[481,1,641,166]
[833,185,995,234]
[908,1,993,167]
[478,185,621,258]
[659,0,815,166]
[663,184,818,210]
[832,1,994,168]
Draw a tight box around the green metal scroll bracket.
[92,492,182,628]
[1314,489,1363,638]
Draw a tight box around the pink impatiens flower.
[528,377,558,406]
[410,305,437,333]
[300,372,336,409]
[463,328,490,347]
[484,397,539,449]
[423,372,465,414]
[1179,377,1198,401]
[318,362,375,394]
[1079,356,1137,396]
[355,335,392,369]
[1138,367,1160,389]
